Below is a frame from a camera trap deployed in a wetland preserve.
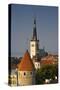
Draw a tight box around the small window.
[30,72,32,75]
[24,72,26,75]
[36,64,37,66]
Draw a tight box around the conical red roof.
[17,50,35,71]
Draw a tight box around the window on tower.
[32,44,34,47]
[30,72,32,75]
[24,72,26,76]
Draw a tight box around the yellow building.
[9,69,17,86]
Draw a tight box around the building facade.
[9,69,17,86]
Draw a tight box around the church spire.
[32,18,37,40]
[30,17,39,59]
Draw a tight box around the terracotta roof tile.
[17,50,35,71]
[40,59,55,65]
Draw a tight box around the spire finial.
[34,17,36,25]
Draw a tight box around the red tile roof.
[40,59,54,65]
[17,50,35,71]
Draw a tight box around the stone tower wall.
[18,71,35,86]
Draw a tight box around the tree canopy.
[35,64,58,84]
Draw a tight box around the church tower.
[30,18,39,59]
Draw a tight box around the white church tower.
[30,18,39,59]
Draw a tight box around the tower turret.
[17,50,35,86]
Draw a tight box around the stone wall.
[18,71,35,86]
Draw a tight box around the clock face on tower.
[32,44,34,47]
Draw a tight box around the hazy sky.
[11,4,58,57]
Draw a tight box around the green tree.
[35,64,58,84]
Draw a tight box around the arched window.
[24,72,26,75]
